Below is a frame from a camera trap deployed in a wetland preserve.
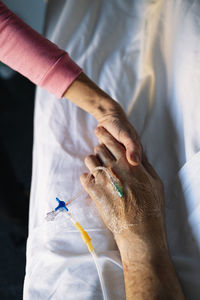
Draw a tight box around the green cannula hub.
[113,181,124,198]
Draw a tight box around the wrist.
[64,72,120,119]
[115,219,169,263]
[116,226,185,300]
[92,95,122,121]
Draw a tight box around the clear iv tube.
[46,166,124,300]
[91,250,108,300]
[65,166,124,207]
[66,211,109,300]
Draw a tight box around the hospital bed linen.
[24,0,200,299]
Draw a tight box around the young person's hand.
[96,103,142,165]
[64,72,142,166]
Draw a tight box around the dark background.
[0,70,35,299]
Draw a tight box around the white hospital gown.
[24,1,200,299]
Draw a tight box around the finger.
[127,140,142,166]
[94,144,116,166]
[119,130,142,166]
[80,173,106,211]
[80,172,95,191]
[84,155,101,173]
[94,127,125,160]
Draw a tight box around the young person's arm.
[64,72,142,165]
[0,0,82,98]
[0,1,142,165]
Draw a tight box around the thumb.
[121,134,142,166]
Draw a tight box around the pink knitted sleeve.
[0,1,83,98]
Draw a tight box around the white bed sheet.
[24,0,200,299]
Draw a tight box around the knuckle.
[95,126,105,135]
[126,139,136,149]
[122,127,137,141]
[125,135,139,147]
[106,140,115,148]
[122,130,132,140]
[101,130,112,140]
[84,154,93,164]
[94,144,103,154]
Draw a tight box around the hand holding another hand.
[80,126,185,300]
[64,72,142,166]
[80,126,164,240]
[95,103,142,166]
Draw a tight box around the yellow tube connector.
[75,222,94,252]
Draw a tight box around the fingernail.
[132,153,140,163]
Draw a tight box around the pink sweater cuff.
[0,1,83,98]
[40,53,82,98]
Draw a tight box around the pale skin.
[80,127,185,300]
[64,72,142,164]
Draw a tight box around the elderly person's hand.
[80,127,185,300]
[80,126,164,238]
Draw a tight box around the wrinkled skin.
[80,127,164,237]
[96,105,143,165]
